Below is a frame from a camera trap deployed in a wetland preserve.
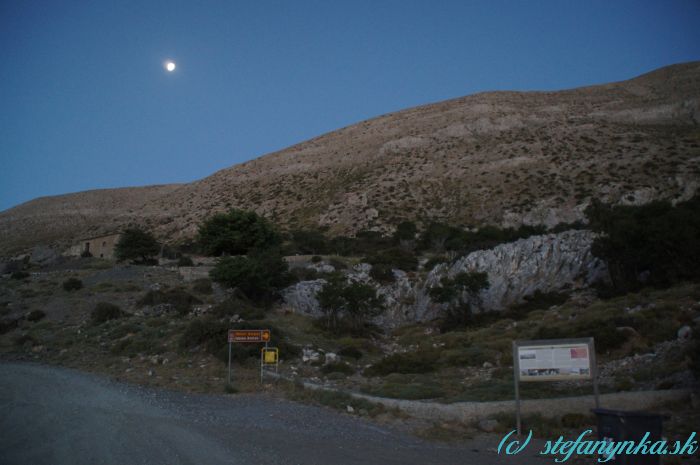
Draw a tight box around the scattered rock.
[477,418,499,433]
[346,405,355,414]
[482,362,494,369]
[302,348,321,363]
[677,325,692,341]
[324,352,339,364]
[148,370,155,377]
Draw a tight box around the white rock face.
[281,230,609,328]
[428,230,609,313]
[281,279,327,318]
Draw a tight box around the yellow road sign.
[262,347,278,364]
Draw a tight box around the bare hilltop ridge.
[2,61,700,256]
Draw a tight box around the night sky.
[2,0,699,211]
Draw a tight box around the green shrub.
[11,271,30,280]
[328,258,347,270]
[138,288,201,315]
[290,267,319,282]
[197,209,280,256]
[423,255,447,271]
[177,256,194,267]
[13,334,34,346]
[587,196,700,293]
[439,346,497,367]
[210,249,291,303]
[317,277,385,334]
[191,278,213,295]
[91,302,125,324]
[212,294,265,320]
[62,277,83,291]
[364,247,418,272]
[369,263,394,283]
[364,349,439,376]
[110,327,165,356]
[505,290,569,319]
[26,310,46,322]
[311,255,323,263]
[179,318,228,357]
[321,361,355,375]
[337,346,363,359]
[115,228,160,263]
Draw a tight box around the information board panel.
[515,338,594,382]
[228,329,271,343]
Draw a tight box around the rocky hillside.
[282,230,609,327]
[2,62,700,256]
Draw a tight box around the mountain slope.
[2,62,700,256]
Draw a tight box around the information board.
[515,339,593,382]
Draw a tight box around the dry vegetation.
[2,62,700,256]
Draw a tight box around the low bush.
[337,346,363,359]
[321,361,355,375]
[110,327,166,356]
[504,290,569,319]
[369,263,394,283]
[26,310,46,322]
[439,346,497,367]
[62,277,83,291]
[364,349,439,376]
[212,292,265,320]
[179,318,228,358]
[364,247,418,272]
[311,255,322,263]
[11,271,30,280]
[91,302,125,325]
[290,267,319,282]
[177,256,194,267]
[13,334,34,346]
[138,288,201,315]
[191,278,213,295]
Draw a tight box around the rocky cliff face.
[282,229,609,328]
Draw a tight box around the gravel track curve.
[0,362,534,465]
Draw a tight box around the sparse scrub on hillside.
[26,310,46,322]
[91,302,126,325]
[191,278,213,295]
[364,349,439,377]
[138,288,201,315]
[62,277,83,291]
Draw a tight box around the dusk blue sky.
[2,1,699,211]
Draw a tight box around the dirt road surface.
[0,363,539,465]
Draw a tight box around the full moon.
[165,61,176,72]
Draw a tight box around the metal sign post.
[228,341,232,385]
[260,347,279,383]
[227,329,271,387]
[513,337,598,436]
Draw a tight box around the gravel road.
[0,363,537,465]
